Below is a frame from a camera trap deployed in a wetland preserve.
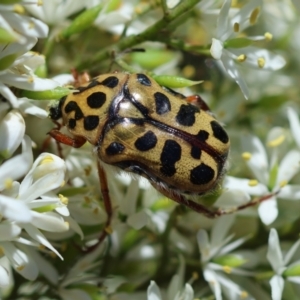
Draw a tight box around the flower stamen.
[242,152,252,161]
[250,7,260,25]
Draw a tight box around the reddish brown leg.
[153,182,278,218]
[97,161,113,241]
[48,129,87,148]
[186,95,211,111]
[83,161,113,252]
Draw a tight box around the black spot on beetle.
[210,120,229,143]
[190,163,215,185]
[134,131,158,151]
[160,140,181,177]
[154,92,171,115]
[137,74,151,86]
[49,96,66,120]
[68,119,76,129]
[176,104,199,126]
[195,130,209,142]
[84,115,99,131]
[87,92,106,108]
[191,146,202,159]
[106,142,125,155]
[64,101,84,120]
[101,76,119,88]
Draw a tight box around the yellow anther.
[60,180,66,187]
[64,221,69,229]
[37,0,43,5]
[61,242,67,252]
[59,194,69,205]
[16,265,25,271]
[93,207,99,214]
[237,54,247,62]
[105,226,113,234]
[279,180,287,188]
[39,244,46,250]
[13,5,25,14]
[192,271,199,280]
[223,265,232,274]
[240,291,249,298]
[264,32,273,41]
[250,7,260,25]
[248,179,258,186]
[50,252,57,258]
[182,65,196,78]
[28,21,35,29]
[27,76,34,83]
[4,178,13,189]
[84,196,91,204]
[257,57,265,68]
[242,152,252,161]
[0,247,4,256]
[233,22,240,32]
[84,166,92,176]
[41,155,54,164]
[267,135,285,147]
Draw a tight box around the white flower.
[267,228,300,300]
[210,0,285,99]
[197,215,255,300]
[220,130,300,225]
[25,0,86,25]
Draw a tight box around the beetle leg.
[48,129,87,148]
[185,95,211,111]
[152,182,277,218]
[97,160,113,242]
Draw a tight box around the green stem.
[76,0,202,70]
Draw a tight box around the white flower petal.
[127,210,149,230]
[210,38,223,59]
[216,0,232,39]
[215,188,250,207]
[221,51,250,99]
[180,283,194,300]
[242,135,269,184]
[0,135,33,190]
[64,216,83,240]
[276,150,300,186]
[22,224,63,260]
[0,110,25,158]
[18,99,48,118]
[211,214,235,247]
[0,82,19,107]
[197,229,210,261]
[147,281,162,300]
[2,12,48,38]
[203,269,222,300]
[278,184,300,200]
[0,264,10,287]
[287,107,300,148]
[0,195,31,223]
[30,211,69,232]
[270,275,284,300]
[2,242,38,280]
[223,176,268,195]
[284,239,300,266]
[258,197,278,225]
[0,73,59,91]
[267,229,284,272]
[0,221,21,241]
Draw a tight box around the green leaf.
[268,162,278,191]
[213,254,248,267]
[283,263,300,277]
[21,87,71,100]
[130,49,176,70]
[0,28,17,43]
[225,38,253,48]
[0,0,21,4]
[59,4,103,39]
[0,53,18,71]
[153,75,203,88]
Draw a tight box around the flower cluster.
[1,0,300,300]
